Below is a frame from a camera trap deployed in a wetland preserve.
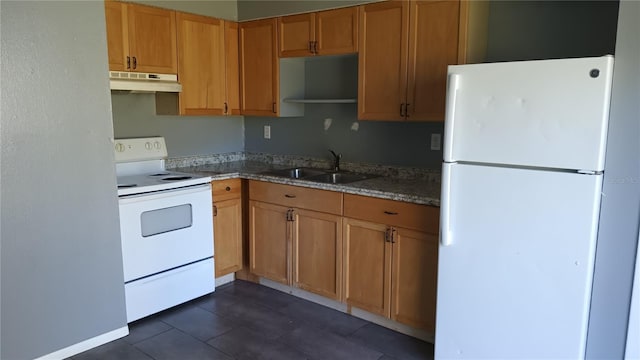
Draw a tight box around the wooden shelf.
[282,98,357,104]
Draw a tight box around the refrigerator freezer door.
[436,163,602,359]
[443,56,613,172]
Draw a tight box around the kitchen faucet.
[329,149,342,172]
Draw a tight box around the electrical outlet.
[430,133,441,151]
[264,125,271,139]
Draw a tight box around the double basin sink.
[263,167,377,184]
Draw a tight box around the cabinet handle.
[286,209,295,221]
[405,103,410,118]
[225,186,231,191]
[313,41,318,54]
[132,56,137,70]
[309,41,313,53]
[400,103,405,117]
[213,205,218,217]
[384,211,399,215]
[391,228,397,243]
[126,56,131,69]
[224,102,228,114]
[284,194,296,198]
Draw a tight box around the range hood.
[109,71,182,93]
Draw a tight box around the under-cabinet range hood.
[109,71,182,93]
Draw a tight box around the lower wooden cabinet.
[212,179,243,277]
[248,200,290,284]
[292,209,343,300]
[343,219,391,316]
[343,194,439,333]
[246,181,439,334]
[391,227,438,331]
[248,181,343,299]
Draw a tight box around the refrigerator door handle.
[443,73,460,162]
[440,164,453,246]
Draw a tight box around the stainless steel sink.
[305,172,375,184]
[262,167,377,184]
[263,167,327,179]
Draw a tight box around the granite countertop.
[172,160,441,207]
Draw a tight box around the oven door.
[118,184,213,282]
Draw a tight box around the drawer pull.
[384,211,399,215]
[225,186,231,191]
[285,194,296,198]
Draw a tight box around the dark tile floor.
[71,280,434,360]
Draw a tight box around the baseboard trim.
[215,272,236,287]
[34,326,129,360]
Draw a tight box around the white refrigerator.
[436,56,615,359]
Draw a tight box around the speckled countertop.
[169,154,441,207]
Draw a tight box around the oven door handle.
[118,184,211,204]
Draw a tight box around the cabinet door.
[406,0,461,121]
[292,209,343,300]
[225,21,241,115]
[278,13,315,57]
[240,19,279,116]
[316,7,358,56]
[358,1,408,121]
[391,227,438,333]
[104,1,128,71]
[249,201,289,284]
[127,4,177,74]
[177,13,226,115]
[214,198,243,277]
[343,218,391,317]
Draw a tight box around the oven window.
[140,204,193,237]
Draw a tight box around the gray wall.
[132,0,238,20]
[1,1,127,359]
[244,55,444,168]
[486,1,619,62]
[111,94,245,157]
[238,0,379,21]
[586,1,640,358]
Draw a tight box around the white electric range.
[115,137,215,323]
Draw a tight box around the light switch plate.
[264,125,271,139]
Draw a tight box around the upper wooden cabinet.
[105,1,177,74]
[278,7,358,57]
[358,0,487,122]
[224,22,241,115]
[176,13,240,115]
[239,18,279,116]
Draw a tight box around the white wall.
[1,1,128,358]
[586,0,640,358]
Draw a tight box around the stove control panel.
[114,137,168,162]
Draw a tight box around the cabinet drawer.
[212,178,242,202]
[344,194,439,233]
[249,180,342,215]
